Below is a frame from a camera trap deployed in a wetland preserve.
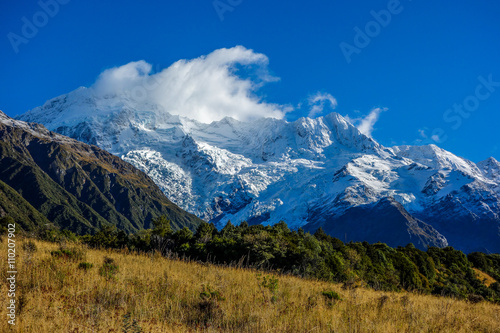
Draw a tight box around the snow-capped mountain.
[17,87,500,252]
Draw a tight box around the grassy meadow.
[0,237,499,332]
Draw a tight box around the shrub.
[195,284,225,326]
[50,250,63,257]
[321,290,342,308]
[259,274,279,293]
[377,295,390,309]
[78,262,93,271]
[0,216,14,235]
[468,294,484,304]
[99,257,119,280]
[122,313,143,333]
[50,246,86,262]
[200,284,225,302]
[22,240,37,253]
[257,274,279,303]
[322,290,342,301]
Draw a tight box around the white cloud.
[93,60,153,96]
[91,46,288,123]
[345,107,386,137]
[358,108,385,137]
[307,92,337,118]
[431,134,441,142]
[418,129,427,139]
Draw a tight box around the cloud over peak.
[69,47,388,138]
[91,46,288,123]
[345,107,386,137]
[307,92,337,118]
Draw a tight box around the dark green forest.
[4,215,500,303]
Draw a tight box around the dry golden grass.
[1,237,499,332]
[473,268,497,288]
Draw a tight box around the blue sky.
[1,0,499,162]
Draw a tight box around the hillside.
[77,219,500,303]
[0,111,202,234]
[1,237,499,332]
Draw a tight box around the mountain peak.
[480,156,499,165]
[478,156,500,182]
[323,112,352,128]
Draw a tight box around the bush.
[122,313,143,333]
[0,216,15,235]
[377,295,390,309]
[468,294,484,304]
[195,284,225,327]
[50,246,86,262]
[258,274,279,293]
[99,257,119,280]
[22,240,37,253]
[200,284,225,302]
[322,290,342,301]
[78,262,93,271]
[257,274,279,303]
[51,249,67,257]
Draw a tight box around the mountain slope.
[304,197,448,249]
[0,111,202,233]
[17,88,500,252]
[0,179,51,231]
